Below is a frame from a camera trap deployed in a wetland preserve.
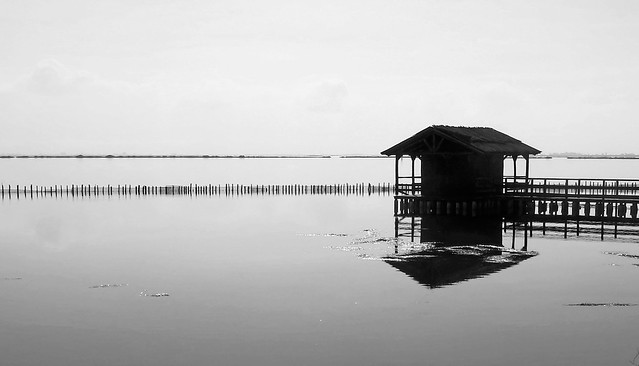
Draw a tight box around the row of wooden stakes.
[0,183,394,199]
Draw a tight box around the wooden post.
[394,156,400,195]
[601,180,606,240]
[614,180,620,238]
[563,179,568,238]
[410,155,416,195]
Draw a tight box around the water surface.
[1,158,638,366]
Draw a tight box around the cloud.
[25,59,93,95]
[0,59,168,154]
[304,79,348,113]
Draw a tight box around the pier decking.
[394,176,639,241]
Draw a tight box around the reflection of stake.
[630,348,639,366]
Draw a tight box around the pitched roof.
[380,125,541,156]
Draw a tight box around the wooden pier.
[0,182,393,199]
[394,177,639,241]
[508,177,639,240]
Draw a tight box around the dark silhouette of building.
[381,125,541,202]
[382,125,542,251]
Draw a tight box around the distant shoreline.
[0,154,392,159]
[1,154,637,160]
[565,156,639,160]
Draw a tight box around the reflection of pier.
[381,125,639,242]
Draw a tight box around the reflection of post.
[394,217,399,239]
[410,216,415,242]
[523,221,528,251]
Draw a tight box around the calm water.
[1,158,639,366]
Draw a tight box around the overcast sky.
[1,0,638,155]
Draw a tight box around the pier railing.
[504,177,639,198]
[394,176,639,240]
[396,177,639,199]
[396,176,422,196]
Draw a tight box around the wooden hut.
[381,125,541,206]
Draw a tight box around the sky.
[1,0,638,155]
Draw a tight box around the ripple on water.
[89,284,128,289]
[604,251,639,259]
[565,303,638,307]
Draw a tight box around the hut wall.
[420,154,503,199]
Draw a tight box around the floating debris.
[89,283,128,288]
[140,290,170,297]
[349,229,377,242]
[604,251,639,259]
[351,229,397,246]
[326,245,363,252]
[484,255,523,264]
[565,303,638,307]
[150,293,170,297]
[299,233,349,237]
[357,253,376,260]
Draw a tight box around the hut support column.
[394,156,400,195]
[525,155,532,236]
[411,155,416,195]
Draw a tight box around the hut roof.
[380,125,541,156]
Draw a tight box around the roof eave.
[380,125,542,156]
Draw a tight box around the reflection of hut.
[381,126,541,201]
[385,247,535,289]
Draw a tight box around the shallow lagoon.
[1,158,639,366]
